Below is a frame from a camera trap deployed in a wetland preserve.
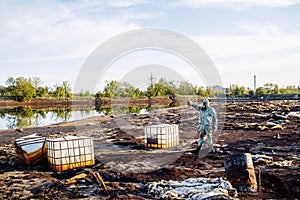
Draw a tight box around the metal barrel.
[224,153,257,192]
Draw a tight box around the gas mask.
[202,99,209,110]
[202,102,208,110]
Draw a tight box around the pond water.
[0,105,163,130]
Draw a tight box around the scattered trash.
[252,154,273,165]
[147,177,237,200]
[212,144,222,153]
[91,171,108,193]
[65,173,87,185]
[258,125,268,131]
[253,154,294,167]
[287,111,300,118]
[270,160,293,167]
[65,170,108,194]
[144,124,179,149]
[5,100,299,199]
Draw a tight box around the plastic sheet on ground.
[287,111,300,118]
[147,177,237,200]
[252,154,293,167]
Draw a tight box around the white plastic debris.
[147,177,237,200]
[287,111,300,118]
[252,154,274,165]
[271,160,293,167]
[252,154,293,167]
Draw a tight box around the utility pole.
[148,72,156,106]
[149,72,155,88]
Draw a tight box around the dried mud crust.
[0,100,299,199]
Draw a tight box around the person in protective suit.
[187,99,218,153]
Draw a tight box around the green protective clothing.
[190,101,217,148]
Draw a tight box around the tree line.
[0,76,299,102]
[96,79,300,99]
[0,77,72,101]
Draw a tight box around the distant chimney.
[254,75,257,92]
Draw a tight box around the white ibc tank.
[47,136,94,171]
[144,124,179,148]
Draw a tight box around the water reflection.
[97,106,145,115]
[0,105,171,130]
[0,107,97,130]
[97,105,169,116]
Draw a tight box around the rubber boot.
[195,144,202,155]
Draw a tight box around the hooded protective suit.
[188,99,217,149]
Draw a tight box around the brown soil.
[0,100,299,199]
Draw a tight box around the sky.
[1,0,300,93]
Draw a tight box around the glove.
[187,100,192,106]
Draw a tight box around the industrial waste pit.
[0,100,299,199]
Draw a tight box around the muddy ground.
[0,100,299,199]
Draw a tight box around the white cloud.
[193,23,298,57]
[193,25,300,87]
[105,0,151,8]
[0,1,145,63]
[0,1,299,89]
[240,23,280,35]
[197,33,300,59]
[174,0,300,9]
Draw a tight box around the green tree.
[197,87,209,97]
[97,80,142,98]
[146,86,155,98]
[206,87,214,97]
[54,81,72,99]
[229,84,247,96]
[273,84,279,94]
[0,85,6,96]
[120,82,136,97]
[30,77,43,88]
[248,90,255,96]
[5,77,36,101]
[5,77,17,97]
[256,87,267,96]
[79,89,92,97]
[264,83,279,94]
[36,86,48,97]
[178,81,196,95]
[62,81,72,99]
[102,80,120,97]
[54,85,64,99]
[152,82,176,100]
[286,85,298,94]
[131,88,144,98]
